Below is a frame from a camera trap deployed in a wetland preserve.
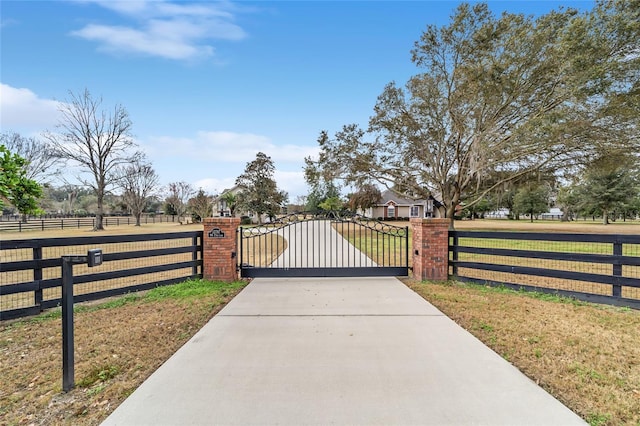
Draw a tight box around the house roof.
[378,189,429,206]
[213,185,245,201]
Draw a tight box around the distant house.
[213,185,244,218]
[213,185,286,223]
[362,189,443,220]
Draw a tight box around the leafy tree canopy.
[0,145,43,216]
[307,1,639,226]
[236,152,288,223]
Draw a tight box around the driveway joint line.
[218,314,445,317]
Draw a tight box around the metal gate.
[238,212,409,278]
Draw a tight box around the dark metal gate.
[238,212,409,278]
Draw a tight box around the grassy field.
[1,219,640,425]
[1,223,285,312]
[405,279,640,426]
[0,279,247,425]
[2,277,638,425]
[333,219,640,301]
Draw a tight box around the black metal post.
[33,247,43,310]
[452,235,459,277]
[612,240,622,298]
[61,250,102,392]
[192,235,199,277]
[405,226,409,269]
[61,256,75,392]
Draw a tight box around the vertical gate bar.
[369,225,372,267]
[288,222,291,268]
[341,220,345,268]
[353,222,357,268]
[307,219,311,268]
[381,228,385,267]
[391,229,394,267]
[238,228,243,274]
[356,222,359,267]
[253,228,257,268]
[311,219,315,268]
[405,226,409,268]
[329,218,332,268]
[377,228,380,268]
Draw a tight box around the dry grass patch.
[0,279,247,425]
[239,229,287,267]
[405,278,640,426]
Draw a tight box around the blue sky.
[1,0,593,201]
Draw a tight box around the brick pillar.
[410,218,450,281]
[203,217,241,282]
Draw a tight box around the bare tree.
[0,132,59,182]
[165,181,194,224]
[119,159,159,226]
[44,89,140,230]
[188,188,214,223]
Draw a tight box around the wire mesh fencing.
[1,231,202,319]
[449,231,640,307]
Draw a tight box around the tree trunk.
[445,205,456,229]
[94,190,105,231]
[135,213,141,226]
[603,210,609,225]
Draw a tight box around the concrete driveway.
[102,277,585,425]
[269,219,376,268]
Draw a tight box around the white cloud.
[71,1,247,61]
[145,131,319,165]
[0,83,62,132]
[274,170,309,200]
[192,172,308,201]
[193,177,237,195]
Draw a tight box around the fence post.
[33,247,43,310]
[203,217,241,282]
[451,234,459,276]
[613,239,622,298]
[192,235,200,277]
[410,218,450,281]
[61,257,75,392]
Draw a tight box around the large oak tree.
[308,1,639,225]
[236,152,287,224]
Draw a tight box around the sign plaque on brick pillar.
[203,217,241,282]
[410,218,450,281]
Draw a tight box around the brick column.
[410,218,450,281]
[203,217,241,282]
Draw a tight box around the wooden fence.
[0,215,177,232]
[449,231,640,309]
[0,231,203,320]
